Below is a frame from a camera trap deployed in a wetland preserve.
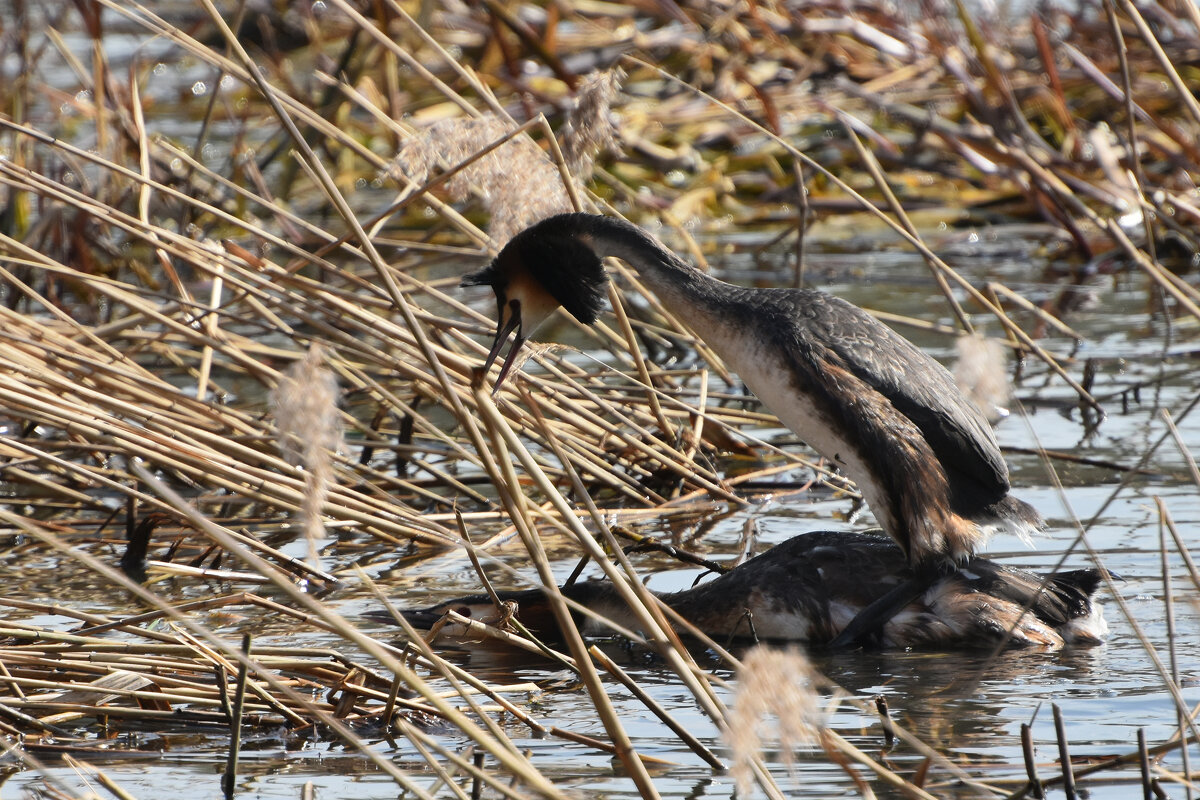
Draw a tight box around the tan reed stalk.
[128,58,192,305]
[590,645,724,769]
[0,305,462,544]
[0,117,379,284]
[357,589,572,743]
[195,256,225,402]
[0,385,451,548]
[63,758,139,800]
[605,258,735,384]
[396,719,553,800]
[0,738,81,799]
[1156,498,1194,797]
[194,3,522,542]
[361,582,552,761]
[3,495,571,800]
[143,561,269,584]
[498,356,744,502]
[470,388,663,799]
[604,280,675,435]
[1114,0,1200,128]
[1015,405,1200,747]
[835,111,972,334]
[985,283,1087,341]
[330,0,493,119]
[522,352,856,507]
[518,392,729,723]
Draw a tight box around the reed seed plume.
[953,333,1011,423]
[726,647,823,795]
[392,114,572,244]
[1,2,1195,795]
[563,69,623,179]
[270,343,343,570]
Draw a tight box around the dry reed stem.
[835,111,973,334]
[357,575,574,742]
[0,106,787,522]
[5,486,572,799]
[1,2,1198,797]
[589,644,724,769]
[985,283,1086,341]
[470,387,663,799]
[1014,403,1200,746]
[360,576,579,760]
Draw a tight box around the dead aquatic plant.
[386,69,621,244]
[270,342,343,569]
[391,114,575,245]
[0,509,576,800]
[562,69,624,180]
[727,646,823,795]
[953,332,1012,423]
[0,0,1199,797]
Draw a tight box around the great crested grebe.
[399,531,1108,649]
[462,213,1040,569]
[445,213,1107,649]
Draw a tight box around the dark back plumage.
[386,531,1107,649]
[462,213,1042,567]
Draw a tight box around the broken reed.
[0,0,1198,798]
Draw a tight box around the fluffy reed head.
[562,69,623,179]
[953,333,1012,423]
[726,646,823,794]
[270,343,342,568]
[391,70,621,244]
[392,114,571,246]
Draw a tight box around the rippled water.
[2,2,1198,793]
[7,216,1199,799]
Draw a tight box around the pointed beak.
[480,310,525,394]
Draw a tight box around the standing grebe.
[462,213,1041,569]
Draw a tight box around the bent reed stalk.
[0,1,1197,798]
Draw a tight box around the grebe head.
[461,218,608,390]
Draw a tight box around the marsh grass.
[0,0,1197,798]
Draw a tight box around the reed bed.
[0,0,1198,798]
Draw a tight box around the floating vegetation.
[0,0,1197,798]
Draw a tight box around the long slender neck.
[567,215,722,317]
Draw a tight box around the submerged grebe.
[462,213,1039,568]
[400,531,1107,649]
